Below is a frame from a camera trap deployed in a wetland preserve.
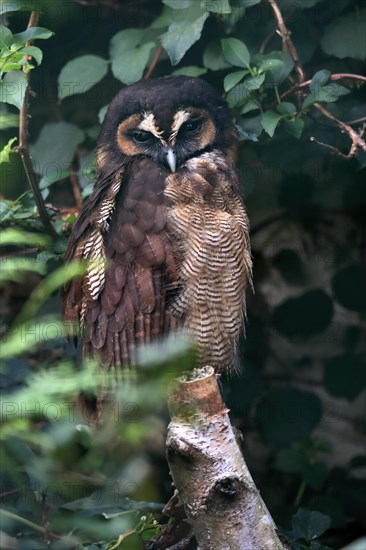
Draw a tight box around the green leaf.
[276,102,296,116]
[0,258,47,283]
[30,122,84,175]
[16,261,89,326]
[240,99,260,115]
[0,137,17,163]
[324,355,366,401]
[332,265,366,312]
[309,496,346,531]
[13,27,54,44]
[0,2,22,14]
[235,124,258,142]
[239,0,261,6]
[39,168,70,190]
[255,52,294,85]
[58,55,109,101]
[272,289,334,339]
[301,93,318,110]
[243,73,265,90]
[258,58,284,74]
[98,104,108,124]
[284,118,304,139]
[2,62,23,72]
[261,110,284,137]
[323,83,350,97]
[310,70,331,92]
[237,115,262,141]
[203,40,231,70]
[79,150,97,191]
[221,37,250,68]
[203,0,231,14]
[172,65,207,76]
[163,0,193,8]
[224,70,247,92]
[0,24,14,47]
[0,228,50,247]
[321,9,366,61]
[0,111,19,129]
[0,70,27,109]
[302,83,350,109]
[256,388,323,447]
[1,316,80,360]
[21,45,43,65]
[226,82,251,108]
[110,29,155,83]
[151,5,174,28]
[292,509,331,541]
[162,4,209,65]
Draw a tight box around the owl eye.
[131,130,153,144]
[180,119,202,134]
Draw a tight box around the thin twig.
[329,73,366,83]
[309,136,356,160]
[0,488,20,498]
[315,103,366,153]
[345,117,366,125]
[0,508,46,534]
[273,73,366,106]
[266,0,305,82]
[17,11,57,238]
[70,162,83,209]
[259,10,291,54]
[144,45,164,80]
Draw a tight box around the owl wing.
[62,158,179,369]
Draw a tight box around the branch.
[69,169,83,209]
[266,0,305,83]
[346,117,366,126]
[17,11,57,238]
[309,136,358,160]
[312,103,366,157]
[144,45,164,80]
[259,10,291,54]
[275,73,366,105]
[265,73,366,158]
[166,367,285,550]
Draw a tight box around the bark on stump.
[166,366,284,550]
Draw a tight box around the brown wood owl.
[62,76,252,374]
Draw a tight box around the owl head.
[97,76,237,176]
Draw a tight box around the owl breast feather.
[164,151,252,372]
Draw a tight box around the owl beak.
[165,148,177,173]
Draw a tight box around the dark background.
[1,1,365,548]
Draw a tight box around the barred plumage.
[62,76,252,373]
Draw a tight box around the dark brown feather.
[62,154,181,368]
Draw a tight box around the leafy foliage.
[1,0,365,548]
